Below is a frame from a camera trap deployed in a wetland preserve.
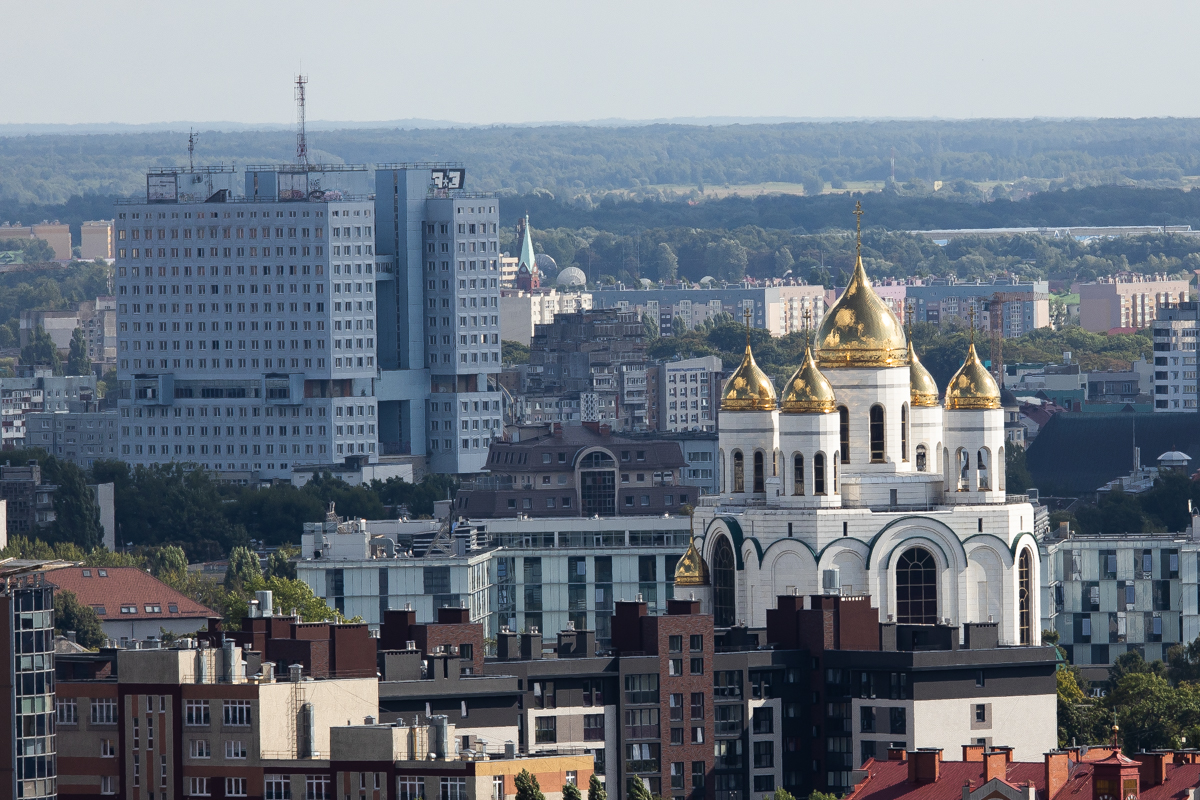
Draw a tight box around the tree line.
[12,118,1200,204]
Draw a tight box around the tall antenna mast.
[295,74,309,168]
[188,128,197,172]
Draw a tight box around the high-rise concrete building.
[1150,302,1200,411]
[1077,274,1190,332]
[374,165,503,475]
[113,165,379,480]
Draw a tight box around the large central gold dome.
[814,254,908,368]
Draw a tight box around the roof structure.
[844,749,1200,800]
[48,566,215,622]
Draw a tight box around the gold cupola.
[720,313,777,411]
[908,341,940,407]
[814,202,908,368]
[944,342,1001,410]
[780,347,837,413]
[674,530,710,587]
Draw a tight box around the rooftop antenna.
[295,73,309,168]
[188,128,197,172]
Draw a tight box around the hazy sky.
[4,1,1200,126]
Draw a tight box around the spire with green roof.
[518,214,537,273]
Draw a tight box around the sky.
[4,1,1200,126]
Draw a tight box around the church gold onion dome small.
[944,342,1001,410]
[720,343,777,411]
[780,347,837,414]
[674,536,710,587]
[907,342,940,407]
[814,255,909,368]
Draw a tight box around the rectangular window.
[441,778,467,800]
[189,739,210,759]
[397,778,422,800]
[185,700,210,726]
[860,706,876,733]
[624,673,659,704]
[753,740,774,769]
[227,777,248,797]
[753,706,774,734]
[225,740,247,759]
[56,698,78,724]
[889,707,907,735]
[265,777,292,800]
[306,776,330,800]
[223,700,252,726]
[690,692,704,720]
[584,714,605,741]
[535,716,557,743]
[190,777,211,796]
[91,697,117,724]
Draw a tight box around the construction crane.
[984,290,1049,386]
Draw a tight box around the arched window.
[713,536,736,628]
[718,450,726,493]
[915,444,927,472]
[901,404,908,462]
[896,547,938,624]
[813,453,826,495]
[832,460,838,493]
[773,450,779,477]
[869,405,885,462]
[793,454,805,495]
[977,449,990,491]
[732,451,745,493]
[957,448,969,491]
[753,451,765,493]
[1019,548,1033,645]
[838,406,850,464]
[998,446,1005,491]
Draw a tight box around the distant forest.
[8,118,1200,204]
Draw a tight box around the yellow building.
[81,220,114,259]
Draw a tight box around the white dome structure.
[556,266,587,287]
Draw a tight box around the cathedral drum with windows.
[675,208,1039,648]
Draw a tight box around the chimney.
[887,747,908,763]
[985,750,1008,783]
[962,744,986,762]
[1135,752,1169,788]
[1045,751,1070,799]
[908,749,941,784]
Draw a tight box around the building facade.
[25,409,118,469]
[499,288,593,345]
[113,165,380,480]
[81,220,114,260]
[374,165,502,475]
[590,284,826,337]
[1151,303,1200,411]
[0,371,99,449]
[649,356,723,433]
[906,279,1050,337]
[1078,274,1191,332]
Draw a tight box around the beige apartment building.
[499,288,593,344]
[1077,274,1191,331]
[81,220,114,260]
[0,221,72,260]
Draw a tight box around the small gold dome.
[780,347,837,414]
[721,343,777,411]
[908,342,940,407]
[814,255,908,368]
[674,535,710,587]
[944,343,1001,410]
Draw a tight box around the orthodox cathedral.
[674,205,1040,647]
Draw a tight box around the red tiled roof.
[846,756,1200,800]
[49,567,216,621]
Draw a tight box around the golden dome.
[674,535,710,587]
[908,342,940,407]
[814,254,908,368]
[944,342,1001,410]
[720,343,777,411]
[780,347,837,414]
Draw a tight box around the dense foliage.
[53,590,107,648]
[1056,638,1200,752]
[11,118,1200,204]
[0,260,109,351]
[87,459,456,560]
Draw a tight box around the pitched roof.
[49,567,215,621]
[846,754,1200,800]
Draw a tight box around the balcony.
[625,725,660,740]
[626,760,659,774]
[714,720,742,737]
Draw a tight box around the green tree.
[587,775,607,800]
[626,778,651,800]
[771,790,797,800]
[802,174,824,196]
[20,324,61,374]
[774,247,795,277]
[643,312,659,340]
[65,326,90,376]
[1005,444,1033,495]
[54,589,107,649]
[807,793,839,800]
[147,545,188,580]
[224,546,262,592]
[654,242,678,282]
[502,340,531,366]
[515,771,545,800]
[265,546,298,580]
[703,238,748,282]
[562,783,582,800]
[45,457,103,549]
